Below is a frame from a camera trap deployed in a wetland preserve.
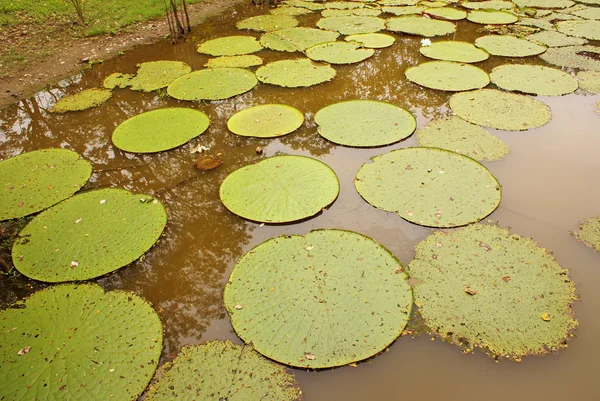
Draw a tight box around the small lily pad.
[539,45,600,71]
[128,60,192,92]
[167,68,257,101]
[573,216,600,252]
[345,33,396,48]
[406,61,490,91]
[260,27,340,52]
[449,89,552,131]
[316,16,387,34]
[526,30,588,47]
[197,35,264,56]
[576,70,600,93]
[490,64,578,96]
[256,58,336,87]
[270,6,313,16]
[475,34,547,56]
[236,14,299,32]
[461,1,515,10]
[51,88,112,113]
[387,16,457,36]
[204,55,263,68]
[556,20,600,40]
[420,41,490,62]
[467,10,519,24]
[382,5,426,15]
[227,104,305,138]
[425,7,467,20]
[102,72,133,89]
[355,147,502,227]
[314,100,416,147]
[325,1,366,10]
[306,41,375,64]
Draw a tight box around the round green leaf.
[236,15,299,32]
[526,30,588,47]
[197,35,264,56]
[204,55,263,68]
[383,5,426,14]
[539,45,600,71]
[576,70,600,93]
[416,116,509,161]
[315,100,416,147]
[425,7,467,20]
[475,34,547,57]
[12,188,167,282]
[405,61,490,91]
[219,155,339,223]
[573,216,600,252]
[345,33,396,48]
[514,0,574,8]
[381,0,421,5]
[0,284,163,400]
[102,72,133,89]
[227,104,304,138]
[408,224,578,359]
[516,17,555,31]
[325,1,366,9]
[450,89,552,131]
[224,229,412,368]
[467,10,519,24]
[129,61,192,92]
[112,108,210,153]
[316,16,387,34]
[461,1,515,10]
[420,40,490,62]
[284,0,327,10]
[556,20,600,40]
[260,27,340,52]
[256,58,336,87]
[490,64,578,96]
[355,147,501,227]
[167,68,257,101]
[0,149,92,221]
[387,16,457,36]
[51,88,111,113]
[145,341,301,401]
[321,7,383,17]
[306,41,375,64]
[270,6,313,16]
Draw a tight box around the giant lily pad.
[236,15,299,31]
[322,7,383,17]
[420,41,490,62]
[416,116,509,161]
[129,61,192,92]
[408,224,578,359]
[569,6,600,20]
[112,108,210,153]
[556,20,600,40]
[197,36,264,56]
[12,188,167,282]
[314,100,416,147]
[325,1,365,9]
[490,64,578,96]
[513,0,574,8]
[355,147,501,227]
[467,10,519,24]
[256,59,336,87]
[406,61,489,91]
[224,229,412,368]
[526,30,588,47]
[461,1,515,10]
[306,41,375,64]
[0,149,92,221]
[220,156,339,223]
[387,16,457,36]
[145,341,301,401]
[539,45,600,71]
[51,88,112,113]
[576,70,600,93]
[316,16,387,34]
[382,5,426,15]
[227,104,304,138]
[345,33,396,48]
[260,27,340,52]
[0,284,162,400]
[475,35,547,56]
[167,68,257,101]
[449,89,552,131]
[284,0,327,11]
[381,0,421,5]
[270,5,313,16]
[205,55,263,68]
[572,216,600,252]
[425,7,467,20]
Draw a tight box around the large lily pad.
[425,7,467,20]
[270,6,313,16]
[406,61,489,91]
[224,229,412,368]
[284,0,327,11]
[408,224,578,359]
[145,341,301,401]
[51,88,112,113]
[387,16,457,36]
[205,55,263,68]
[12,188,167,282]
[129,61,192,92]
[467,10,519,24]
[382,5,426,15]
[576,70,600,93]
[461,1,515,10]
[420,41,490,62]
[306,41,375,64]
[0,149,92,221]
[569,5,600,20]
[449,89,552,131]
[236,15,299,32]
[316,16,387,34]
[219,155,339,223]
[260,27,340,52]
[112,108,210,153]
[475,34,547,56]
[514,0,574,8]
[355,147,502,227]
[197,36,264,56]
[256,58,336,87]
[227,104,304,138]
[345,33,396,48]
[556,20,600,40]
[321,8,381,17]
[526,30,588,47]
[325,1,366,9]
[381,0,421,5]
[167,68,257,101]
[0,284,162,400]
[539,45,600,71]
[490,64,578,96]
[314,100,416,147]
[416,116,509,161]
[572,216,600,252]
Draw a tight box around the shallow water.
[1,3,600,400]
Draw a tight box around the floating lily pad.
[381,0,421,5]
[270,6,313,15]
[306,41,375,64]
[573,216,600,252]
[345,33,396,48]
[490,64,578,96]
[284,0,327,10]
[569,5,600,20]
[0,149,92,221]
[51,88,112,113]
[355,147,501,227]
[576,70,600,92]
[236,14,299,32]
[112,108,210,153]
[420,1,449,7]
[514,0,574,8]
[577,0,600,5]
[416,116,509,161]
[526,30,588,47]
[102,72,133,89]
[197,36,264,56]
[256,58,336,87]
[539,45,600,71]
[316,16,387,34]
[145,341,301,401]
[420,41,490,62]
[204,55,263,68]
[467,10,519,24]
[425,7,467,20]
[542,11,582,21]
[219,156,339,223]
[325,1,365,9]
[556,20,600,40]
[260,27,340,52]
[449,89,552,131]
[227,104,304,138]
[128,61,192,92]
[461,1,515,10]
[408,224,578,359]
[322,8,381,17]
[516,17,555,30]
[224,229,412,368]
[0,284,162,401]
[475,34,547,56]
[12,188,167,282]
[406,61,490,91]
[382,5,426,15]
[314,100,416,147]
[167,68,257,101]
[387,16,457,36]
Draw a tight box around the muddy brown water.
[1,3,600,400]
